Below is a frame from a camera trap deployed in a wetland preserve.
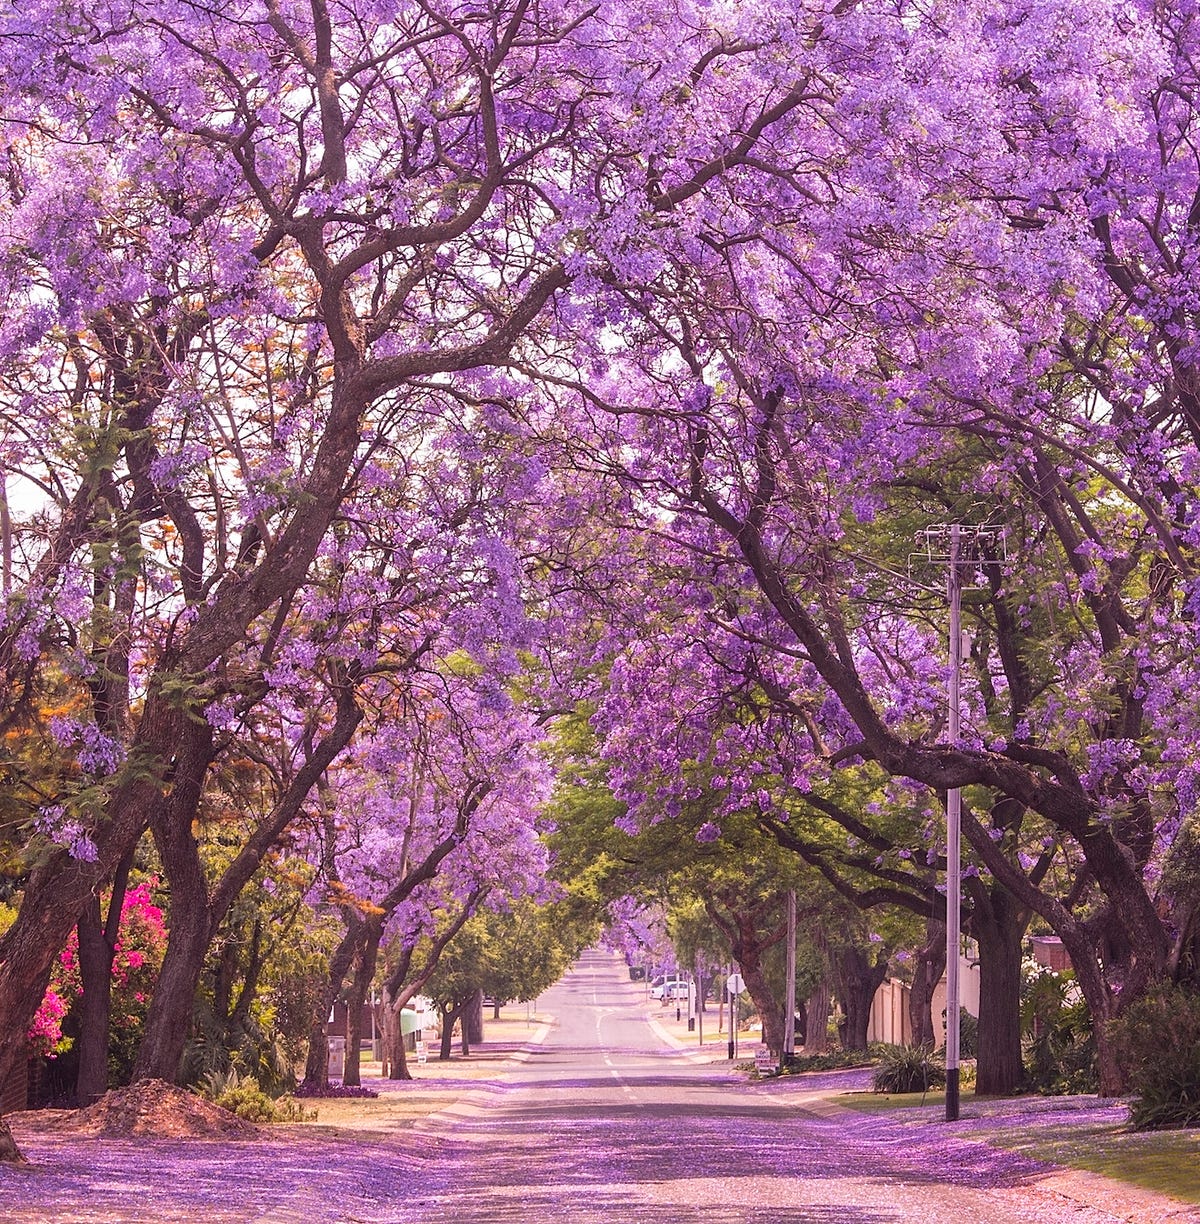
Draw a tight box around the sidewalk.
[642,992,742,1063]
[648,1008,1200,1224]
[287,1010,556,1136]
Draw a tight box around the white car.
[651,979,689,1000]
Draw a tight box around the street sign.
[727,972,744,996]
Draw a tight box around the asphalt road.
[406,948,1153,1224]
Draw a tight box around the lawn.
[841,1089,1200,1205]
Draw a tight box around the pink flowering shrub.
[28,881,167,1072]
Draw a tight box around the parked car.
[651,979,690,1001]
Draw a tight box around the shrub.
[958,1008,978,1060]
[215,1080,279,1123]
[872,1044,947,1094]
[203,1067,317,1122]
[1021,967,1097,1095]
[1108,983,1200,1131]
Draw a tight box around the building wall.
[868,954,981,1047]
[0,1058,32,1114]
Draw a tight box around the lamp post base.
[945,1068,960,1121]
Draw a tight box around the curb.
[410,1017,556,1137]
[645,1010,730,1065]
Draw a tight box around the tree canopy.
[4,0,1200,1156]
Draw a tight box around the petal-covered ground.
[1,956,1196,1223]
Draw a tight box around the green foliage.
[1021,967,1097,1095]
[779,1048,878,1074]
[1108,983,1200,1131]
[872,1044,947,1094]
[182,1004,296,1098]
[203,1067,315,1123]
[940,1006,978,1059]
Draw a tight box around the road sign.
[727,972,744,996]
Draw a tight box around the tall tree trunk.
[380,988,413,1081]
[705,899,788,1054]
[804,924,832,1053]
[836,945,888,1051]
[74,853,133,1105]
[439,1000,463,1061]
[301,921,362,1090]
[970,884,1028,1095]
[342,928,379,1088]
[804,978,832,1053]
[465,989,483,1047]
[909,919,946,1052]
[75,902,116,1103]
[132,722,217,1084]
[303,1018,330,1090]
[738,950,783,1053]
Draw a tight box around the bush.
[776,1045,882,1075]
[937,1007,978,1059]
[203,1067,317,1123]
[215,1079,279,1123]
[1108,983,1200,1131]
[958,1008,978,1060]
[1021,968,1097,1095]
[872,1044,947,1094]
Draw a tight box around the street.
[403,949,1162,1224]
[2,949,1191,1223]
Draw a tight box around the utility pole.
[945,525,963,1122]
[918,524,1003,1123]
[783,890,797,1066]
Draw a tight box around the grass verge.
[986,1119,1200,1204]
[841,1090,1200,1205]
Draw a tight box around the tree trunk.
[909,920,946,1052]
[342,931,378,1088]
[130,883,210,1084]
[75,901,115,1104]
[1054,923,1124,1095]
[739,952,783,1053]
[132,722,217,1084]
[303,1019,330,1090]
[74,856,132,1105]
[438,1001,461,1060]
[971,887,1027,1096]
[836,945,888,1051]
[465,989,483,1047]
[0,1117,25,1164]
[804,978,832,1053]
[299,919,363,1090]
[343,994,363,1088]
[394,1027,412,1078]
[380,989,412,1081]
[706,900,788,1055]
